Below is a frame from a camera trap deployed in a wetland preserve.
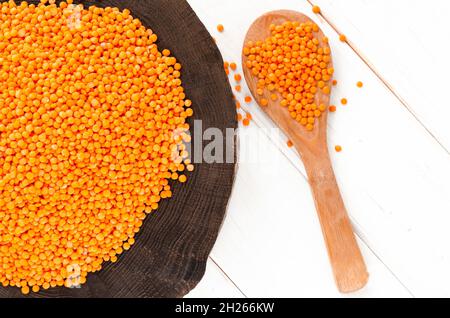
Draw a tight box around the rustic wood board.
[0,0,237,298]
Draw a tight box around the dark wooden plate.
[0,0,237,298]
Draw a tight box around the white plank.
[308,0,450,151]
[210,125,411,297]
[185,258,245,298]
[188,0,450,297]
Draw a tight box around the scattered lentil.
[224,61,229,75]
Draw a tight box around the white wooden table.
[185,0,450,298]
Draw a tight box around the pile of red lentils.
[243,20,334,131]
[0,0,193,294]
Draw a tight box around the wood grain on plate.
[0,0,237,298]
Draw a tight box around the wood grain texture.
[242,10,368,293]
[0,0,237,298]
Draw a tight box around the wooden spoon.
[242,10,369,293]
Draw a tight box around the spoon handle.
[301,149,369,293]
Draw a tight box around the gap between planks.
[208,256,248,297]
[306,0,449,155]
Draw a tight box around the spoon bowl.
[242,10,369,293]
